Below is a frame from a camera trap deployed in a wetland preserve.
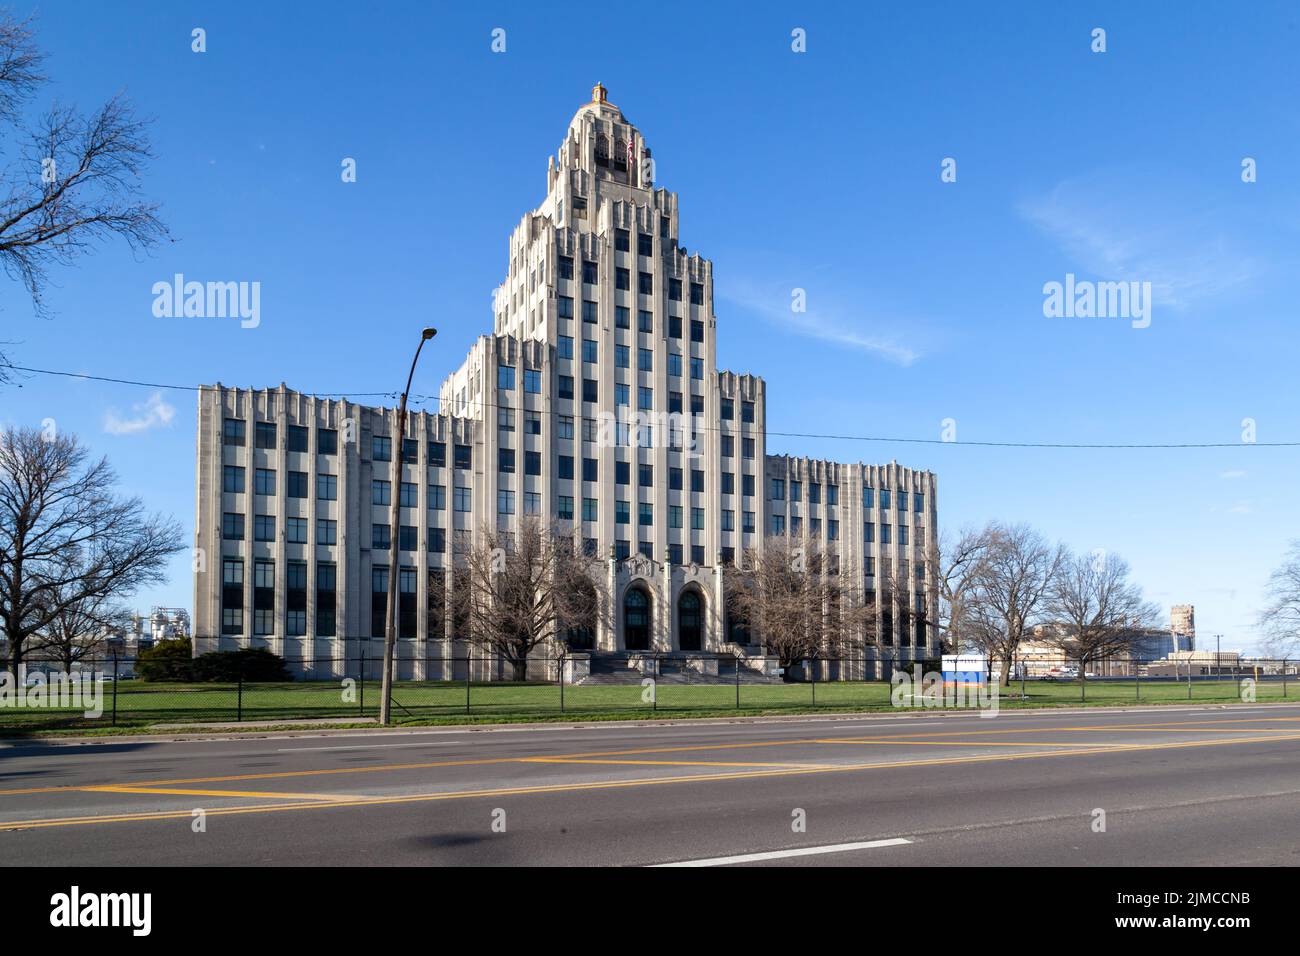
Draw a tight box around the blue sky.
[2,1,1297,651]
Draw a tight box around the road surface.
[4,703,1300,866]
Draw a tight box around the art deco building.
[192,85,938,676]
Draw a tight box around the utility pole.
[380,328,438,726]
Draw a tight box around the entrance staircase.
[576,651,782,686]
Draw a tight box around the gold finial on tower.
[592,82,608,105]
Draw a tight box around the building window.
[317,473,337,500]
[583,379,598,403]
[255,421,277,449]
[669,505,682,529]
[638,310,653,333]
[254,468,276,496]
[638,272,653,295]
[558,335,574,359]
[222,512,244,539]
[373,524,391,549]
[429,442,446,467]
[317,518,337,545]
[557,496,574,520]
[498,490,515,515]
[287,471,308,499]
[454,487,472,512]
[616,501,630,525]
[583,260,597,284]
[371,436,391,461]
[615,228,630,252]
[287,425,309,453]
[582,300,598,324]
[498,448,515,474]
[559,375,574,400]
[318,428,338,455]
[524,369,541,393]
[558,295,574,318]
[372,479,390,506]
[639,502,653,526]
[223,418,246,446]
[616,306,630,329]
[454,444,472,469]
[638,347,653,372]
[690,319,704,343]
[558,255,574,279]
[399,481,417,507]
[498,365,515,390]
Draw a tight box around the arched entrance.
[678,590,703,652]
[623,584,651,651]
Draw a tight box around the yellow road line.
[520,757,837,769]
[81,785,356,801]
[5,717,1299,797]
[3,730,1299,832]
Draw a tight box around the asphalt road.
[4,703,1300,866]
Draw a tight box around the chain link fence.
[1,651,1292,731]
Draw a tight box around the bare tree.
[27,586,131,672]
[460,517,606,681]
[965,522,1065,686]
[0,12,168,377]
[1043,549,1161,679]
[727,536,874,667]
[1260,540,1300,658]
[931,524,1002,656]
[0,427,182,674]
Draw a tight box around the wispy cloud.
[1219,469,1248,480]
[104,391,176,436]
[1019,170,1260,309]
[720,280,921,366]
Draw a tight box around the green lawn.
[1,674,1292,734]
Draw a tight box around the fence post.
[1284,659,1289,698]
[465,654,471,715]
[811,657,817,707]
[1135,660,1140,701]
[111,652,118,727]
[735,653,740,709]
[559,654,565,714]
[359,649,365,717]
[653,657,658,712]
[237,664,244,722]
[1187,659,1192,699]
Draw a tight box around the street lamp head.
[421,327,437,341]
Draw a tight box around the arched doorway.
[623,585,651,651]
[678,590,703,652]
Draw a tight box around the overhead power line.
[4,363,1297,450]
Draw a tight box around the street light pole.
[380,327,437,726]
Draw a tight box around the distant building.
[1170,603,1195,651]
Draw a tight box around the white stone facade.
[191,86,938,676]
